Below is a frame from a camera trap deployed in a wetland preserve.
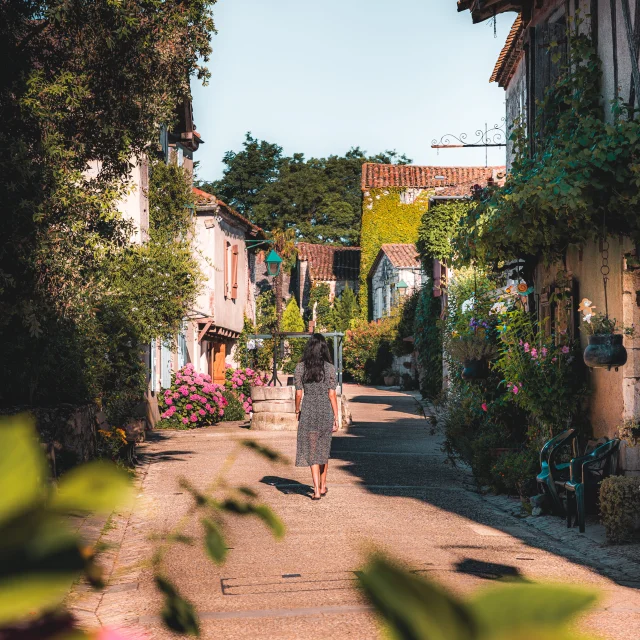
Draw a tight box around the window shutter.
[161,341,172,389]
[231,244,239,300]
[224,241,230,298]
[150,339,157,393]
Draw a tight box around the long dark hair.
[301,333,331,383]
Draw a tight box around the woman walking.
[294,333,339,500]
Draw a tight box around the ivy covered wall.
[360,188,431,317]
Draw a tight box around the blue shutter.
[150,339,157,393]
[178,325,188,368]
[161,342,172,389]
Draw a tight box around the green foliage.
[360,188,429,316]
[308,282,333,330]
[413,286,443,398]
[205,134,411,244]
[417,200,470,262]
[491,449,539,498]
[220,390,247,422]
[495,311,587,432]
[0,414,132,627]
[254,290,277,372]
[0,1,212,414]
[442,271,537,495]
[343,316,398,384]
[331,284,360,332]
[358,553,598,640]
[282,297,305,374]
[600,476,640,543]
[455,30,640,266]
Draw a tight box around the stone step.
[250,411,299,431]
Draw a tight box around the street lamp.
[265,249,283,277]
[396,280,409,296]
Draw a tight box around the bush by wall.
[221,390,247,422]
[412,285,442,399]
[360,188,430,316]
[225,366,268,415]
[600,476,640,543]
[282,297,305,373]
[159,364,227,429]
[344,316,398,384]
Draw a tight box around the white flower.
[490,301,507,315]
[247,339,256,350]
[584,313,593,323]
[461,297,475,313]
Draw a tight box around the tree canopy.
[0,0,215,408]
[199,133,411,245]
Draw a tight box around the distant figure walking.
[294,333,339,500]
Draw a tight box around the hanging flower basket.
[583,334,627,370]
[461,358,488,381]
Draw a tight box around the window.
[375,287,383,320]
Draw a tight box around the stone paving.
[68,385,640,639]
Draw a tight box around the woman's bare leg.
[319,462,329,495]
[310,464,321,498]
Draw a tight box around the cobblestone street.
[68,385,640,639]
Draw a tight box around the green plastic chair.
[560,438,620,533]
[536,429,577,516]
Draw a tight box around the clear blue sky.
[191,0,516,182]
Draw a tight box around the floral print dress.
[294,361,336,467]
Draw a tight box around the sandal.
[311,495,321,501]
[320,488,328,496]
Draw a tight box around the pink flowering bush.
[158,364,228,429]
[495,311,587,430]
[224,366,268,416]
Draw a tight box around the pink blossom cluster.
[225,366,269,415]
[159,363,228,428]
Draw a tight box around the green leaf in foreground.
[0,414,47,525]
[241,440,288,463]
[469,583,597,638]
[51,461,133,514]
[357,554,475,640]
[202,519,227,565]
[252,504,285,539]
[155,575,200,636]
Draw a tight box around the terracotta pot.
[383,376,396,386]
[583,334,627,370]
[461,359,488,381]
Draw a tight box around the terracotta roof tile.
[491,15,524,87]
[192,187,263,236]
[380,244,420,269]
[297,242,361,281]
[361,164,505,196]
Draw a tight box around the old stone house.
[459,0,640,463]
[360,163,505,319]
[293,242,361,318]
[368,244,423,321]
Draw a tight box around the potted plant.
[448,333,497,380]
[382,368,397,386]
[579,298,633,370]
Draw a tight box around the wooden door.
[210,340,226,384]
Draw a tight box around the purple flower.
[512,385,519,395]
[531,348,538,359]
[523,343,530,353]
[561,345,570,354]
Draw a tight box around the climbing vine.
[454,28,640,266]
[417,200,470,263]
[360,188,430,315]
